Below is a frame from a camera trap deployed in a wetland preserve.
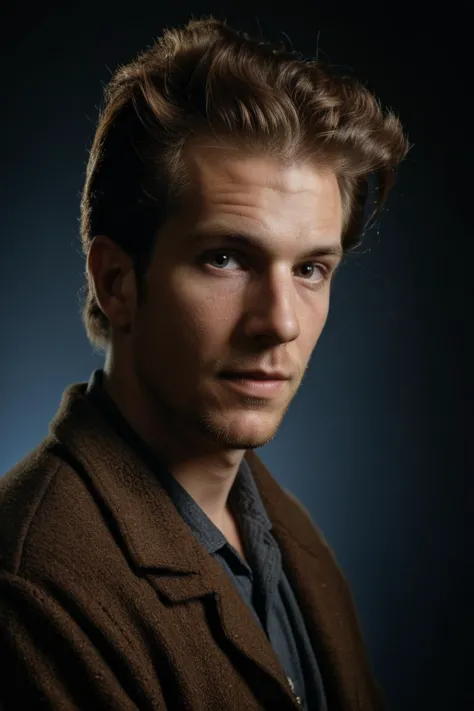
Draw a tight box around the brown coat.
[0,382,385,710]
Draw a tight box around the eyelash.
[202,249,330,285]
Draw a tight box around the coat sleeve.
[0,571,166,710]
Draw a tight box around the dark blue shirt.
[86,369,326,710]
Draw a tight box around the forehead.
[180,143,343,228]
[187,144,329,191]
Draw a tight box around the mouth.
[218,372,288,398]
[219,371,290,381]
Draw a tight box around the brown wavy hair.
[80,16,409,349]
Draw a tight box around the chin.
[212,430,278,450]
[198,409,283,450]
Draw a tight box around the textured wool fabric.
[0,381,385,710]
[85,368,326,711]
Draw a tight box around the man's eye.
[295,263,328,283]
[203,251,329,284]
[204,251,243,270]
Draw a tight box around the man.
[0,17,408,711]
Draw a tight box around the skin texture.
[87,144,343,534]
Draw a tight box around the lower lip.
[220,376,287,397]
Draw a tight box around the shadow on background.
[1,3,472,709]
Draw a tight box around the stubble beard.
[195,395,291,450]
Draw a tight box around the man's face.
[129,145,343,451]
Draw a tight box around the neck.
[102,359,245,528]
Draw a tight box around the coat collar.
[48,380,374,710]
[47,381,309,707]
[48,380,316,576]
[85,368,273,557]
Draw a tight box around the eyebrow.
[186,226,344,262]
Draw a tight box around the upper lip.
[221,370,290,381]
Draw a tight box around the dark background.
[1,3,472,710]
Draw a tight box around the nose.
[242,268,301,345]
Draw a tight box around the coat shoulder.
[0,438,105,582]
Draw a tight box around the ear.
[86,235,138,330]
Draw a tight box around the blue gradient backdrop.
[1,4,472,710]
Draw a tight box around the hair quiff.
[80,16,409,349]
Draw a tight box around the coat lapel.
[246,450,382,711]
[50,383,379,711]
[49,384,302,709]
[145,550,301,709]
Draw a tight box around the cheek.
[184,295,239,356]
[139,279,238,359]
